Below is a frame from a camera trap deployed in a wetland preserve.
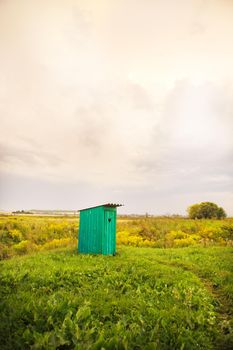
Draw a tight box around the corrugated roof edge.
[78,203,123,212]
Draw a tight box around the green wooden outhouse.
[78,203,122,255]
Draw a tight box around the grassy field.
[0,215,232,349]
[0,215,233,259]
[0,246,233,349]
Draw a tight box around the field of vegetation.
[0,215,233,259]
[0,215,78,259]
[0,245,233,349]
[0,215,233,349]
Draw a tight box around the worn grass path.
[148,254,233,349]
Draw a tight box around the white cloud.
[0,0,233,213]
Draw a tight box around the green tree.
[187,202,226,219]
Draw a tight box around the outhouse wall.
[78,206,104,254]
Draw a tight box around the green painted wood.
[78,205,117,255]
[103,209,116,255]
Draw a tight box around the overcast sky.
[0,0,233,215]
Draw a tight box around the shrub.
[188,202,226,219]
[174,237,196,247]
[0,243,13,259]
[41,238,76,250]
[8,229,23,242]
[117,231,154,247]
[13,240,39,255]
[165,230,200,248]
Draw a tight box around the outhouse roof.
[78,203,123,212]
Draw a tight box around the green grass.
[0,246,233,349]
